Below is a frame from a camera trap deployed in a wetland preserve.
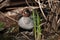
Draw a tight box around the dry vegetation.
[0,0,60,40]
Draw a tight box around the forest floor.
[0,0,60,40]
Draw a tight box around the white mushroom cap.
[18,17,33,30]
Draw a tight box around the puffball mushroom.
[18,8,33,30]
[18,17,33,30]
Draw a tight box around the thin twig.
[25,0,31,6]
[21,32,31,40]
[35,0,47,20]
[0,11,18,23]
[40,22,46,26]
[48,0,52,8]
[57,18,60,24]
[0,0,9,9]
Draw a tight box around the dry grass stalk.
[35,0,47,20]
